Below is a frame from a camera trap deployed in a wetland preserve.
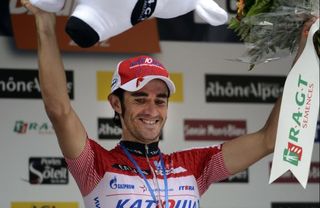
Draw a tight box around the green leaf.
[246,0,273,17]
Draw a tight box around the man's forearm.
[35,15,71,115]
[261,95,282,153]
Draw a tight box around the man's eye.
[135,98,145,104]
[156,99,167,105]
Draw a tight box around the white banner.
[269,19,320,188]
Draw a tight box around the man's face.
[120,79,169,144]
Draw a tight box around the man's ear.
[108,94,122,114]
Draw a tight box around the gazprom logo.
[109,176,135,190]
[109,176,118,189]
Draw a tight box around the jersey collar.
[119,140,160,157]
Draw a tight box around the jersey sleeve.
[171,144,231,196]
[64,138,104,196]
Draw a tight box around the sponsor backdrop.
[1,1,319,207]
[1,39,319,208]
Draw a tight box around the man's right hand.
[293,16,318,65]
[21,0,56,33]
[29,0,65,13]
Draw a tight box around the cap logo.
[136,77,144,87]
[111,77,118,88]
[145,57,153,63]
[129,57,164,70]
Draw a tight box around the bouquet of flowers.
[229,0,319,70]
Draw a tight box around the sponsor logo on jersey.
[112,163,187,176]
[178,185,195,191]
[93,197,101,208]
[115,199,200,208]
[112,164,150,175]
[154,166,187,176]
[109,176,135,190]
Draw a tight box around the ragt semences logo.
[282,75,312,166]
[13,120,54,134]
[270,19,319,188]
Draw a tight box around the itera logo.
[178,185,195,191]
[282,75,312,166]
[13,120,54,134]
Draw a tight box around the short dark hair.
[111,88,125,128]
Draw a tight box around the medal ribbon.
[120,144,169,208]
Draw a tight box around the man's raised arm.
[22,0,87,159]
[221,17,318,175]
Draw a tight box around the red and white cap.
[111,55,176,94]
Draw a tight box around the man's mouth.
[140,118,158,125]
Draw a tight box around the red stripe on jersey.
[65,139,101,196]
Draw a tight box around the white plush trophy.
[30,0,228,47]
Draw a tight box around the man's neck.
[119,140,160,157]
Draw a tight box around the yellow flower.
[237,0,245,17]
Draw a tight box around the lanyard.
[120,144,169,208]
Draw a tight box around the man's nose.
[143,102,158,116]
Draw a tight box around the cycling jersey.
[65,138,230,208]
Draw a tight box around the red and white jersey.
[65,138,230,208]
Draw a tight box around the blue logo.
[154,161,163,171]
[109,176,135,190]
[94,197,101,208]
[110,176,118,189]
[178,185,195,191]
[115,199,200,208]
